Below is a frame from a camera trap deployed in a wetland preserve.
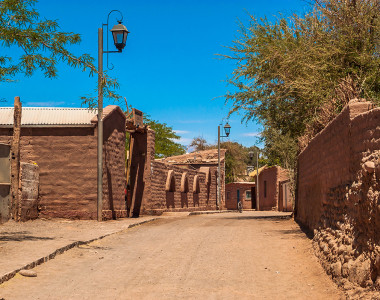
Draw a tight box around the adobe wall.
[296,101,380,295]
[139,128,217,214]
[257,166,289,210]
[0,110,126,220]
[19,162,39,221]
[102,111,127,219]
[0,127,98,219]
[187,164,226,208]
[297,101,374,228]
[141,161,214,214]
[225,183,255,210]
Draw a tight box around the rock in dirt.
[363,161,375,174]
[331,261,342,277]
[19,269,37,277]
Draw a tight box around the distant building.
[0,105,126,220]
[225,165,292,211]
[159,149,227,208]
[225,182,256,210]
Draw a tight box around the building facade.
[0,105,126,220]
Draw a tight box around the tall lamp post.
[97,10,129,221]
[217,123,231,210]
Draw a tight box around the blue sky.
[1,0,309,150]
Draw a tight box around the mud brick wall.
[102,111,127,219]
[297,101,374,228]
[297,100,380,294]
[19,162,39,221]
[258,166,289,210]
[140,129,217,214]
[0,108,126,220]
[0,127,98,219]
[225,183,255,210]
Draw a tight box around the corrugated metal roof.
[0,107,98,127]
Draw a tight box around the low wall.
[296,100,380,293]
[141,161,215,214]
[139,129,217,214]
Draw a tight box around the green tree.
[223,0,380,167]
[189,136,209,151]
[220,141,249,183]
[144,115,186,158]
[0,0,120,105]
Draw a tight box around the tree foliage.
[223,0,380,168]
[189,136,209,151]
[0,0,121,105]
[220,141,250,183]
[144,115,186,159]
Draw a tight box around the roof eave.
[0,124,96,128]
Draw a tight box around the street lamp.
[217,122,231,210]
[97,10,129,222]
[247,151,254,174]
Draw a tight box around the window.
[264,181,267,198]
[245,190,251,200]
[227,192,230,200]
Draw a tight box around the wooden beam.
[11,96,21,221]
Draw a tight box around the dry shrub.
[299,75,363,150]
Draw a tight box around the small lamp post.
[247,151,254,174]
[97,10,129,222]
[217,122,231,210]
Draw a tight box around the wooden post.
[11,96,22,221]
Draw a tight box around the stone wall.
[296,100,380,295]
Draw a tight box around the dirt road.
[0,212,345,299]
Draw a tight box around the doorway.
[0,143,10,223]
[251,187,256,209]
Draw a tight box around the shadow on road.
[0,231,54,242]
[223,215,292,221]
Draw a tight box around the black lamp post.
[217,122,231,209]
[97,10,129,222]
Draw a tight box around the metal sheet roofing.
[0,107,99,127]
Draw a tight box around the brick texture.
[225,182,256,210]
[0,107,126,220]
[296,101,380,291]
[139,129,218,214]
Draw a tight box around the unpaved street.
[0,212,344,299]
